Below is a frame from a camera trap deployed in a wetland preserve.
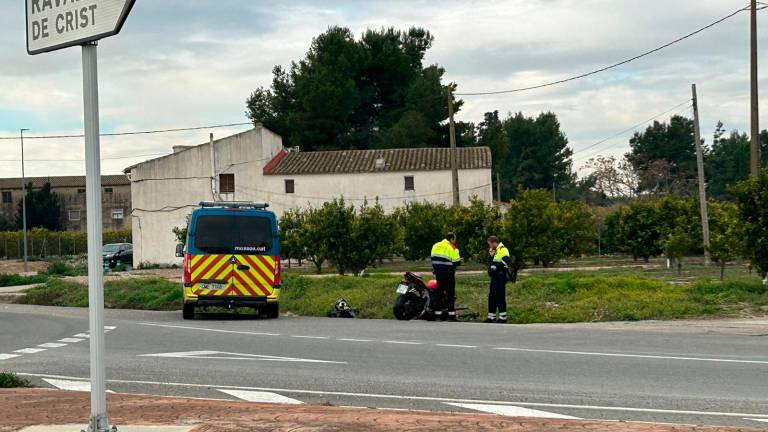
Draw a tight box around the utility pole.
[692,84,711,266]
[496,172,501,203]
[447,87,460,205]
[20,129,29,274]
[209,133,218,200]
[750,0,761,177]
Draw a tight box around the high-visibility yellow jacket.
[488,242,511,278]
[431,239,461,272]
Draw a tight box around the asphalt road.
[1,303,767,428]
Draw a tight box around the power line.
[0,122,252,141]
[0,152,170,163]
[571,100,692,158]
[456,5,757,96]
[573,103,693,163]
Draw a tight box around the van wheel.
[265,303,279,319]
[182,303,196,320]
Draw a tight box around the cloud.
[0,0,766,178]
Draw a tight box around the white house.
[125,125,493,265]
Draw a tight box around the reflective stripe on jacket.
[431,239,461,272]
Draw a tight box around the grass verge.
[0,273,49,287]
[0,372,33,388]
[16,272,767,323]
[18,278,181,311]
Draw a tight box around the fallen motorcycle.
[392,272,434,320]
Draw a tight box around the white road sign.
[26,0,135,55]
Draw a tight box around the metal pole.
[82,42,109,432]
[692,84,711,266]
[750,0,761,177]
[495,172,501,203]
[20,129,29,274]
[447,88,460,206]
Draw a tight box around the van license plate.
[396,284,409,294]
[201,283,226,291]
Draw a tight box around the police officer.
[486,235,510,323]
[430,233,462,321]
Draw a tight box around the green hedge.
[0,229,131,259]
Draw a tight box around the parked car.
[103,243,133,269]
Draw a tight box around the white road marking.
[140,322,280,337]
[338,338,372,342]
[104,326,117,330]
[0,353,20,360]
[74,333,90,338]
[384,340,423,345]
[18,373,768,420]
[38,343,66,348]
[42,378,114,393]
[58,338,84,343]
[291,335,330,340]
[493,347,768,365]
[436,344,477,348]
[747,418,768,424]
[14,348,46,354]
[140,350,345,364]
[447,402,580,419]
[218,389,303,404]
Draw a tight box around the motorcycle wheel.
[393,294,425,320]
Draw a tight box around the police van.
[176,201,281,320]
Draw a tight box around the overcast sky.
[1,0,766,178]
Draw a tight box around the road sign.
[25,2,135,431]
[26,0,135,55]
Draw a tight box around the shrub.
[0,372,33,388]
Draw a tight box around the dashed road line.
[338,338,372,342]
[0,327,114,362]
[291,335,330,340]
[14,348,46,354]
[38,343,67,348]
[384,340,423,345]
[436,344,477,348]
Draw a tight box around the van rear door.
[190,213,276,297]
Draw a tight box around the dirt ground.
[0,389,763,432]
[0,260,48,275]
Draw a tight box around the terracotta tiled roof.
[264,147,492,175]
[0,175,129,190]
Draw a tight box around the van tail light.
[183,254,192,286]
[274,256,281,286]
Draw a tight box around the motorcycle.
[393,272,435,320]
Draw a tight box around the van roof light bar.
[199,201,269,209]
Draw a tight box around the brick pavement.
[0,389,763,432]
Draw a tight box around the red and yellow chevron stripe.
[188,254,278,297]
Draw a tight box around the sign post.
[26,2,135,431]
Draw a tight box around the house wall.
[258,169,493,214]
[0,184,131,231]
[129,127,283,266]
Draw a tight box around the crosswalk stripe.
[58,338,84,343]
[0,353,20,360]
[218,389,303,404]
[446,402,580,419]
[43,378,114,393]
